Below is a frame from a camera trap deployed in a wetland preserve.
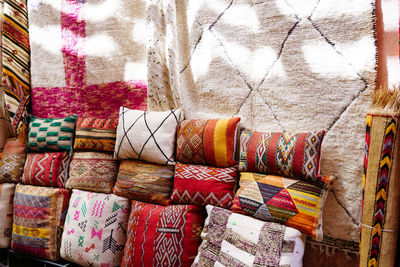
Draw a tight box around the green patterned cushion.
[28,116,77,152]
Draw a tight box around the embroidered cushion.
[193,205,305,267]
[28,115,77,152]
[0,183,15,248]
[171,163,237,208]
[22,152,71,188]
[11,184,71,261]
[114,107,183,165]
[74,118,118,152]
[113,160,174,205]
[0,139,27,183]
[66,152,119,193]
[231,172,335,240]
[239,129,325,181]
[60,190,130,267]
[121,200,205,267]
[176,117,241,167]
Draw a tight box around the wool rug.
[147,0,377,253]
[28,0,148,119]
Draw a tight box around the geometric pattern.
[0,153,26,183]
[0,183,16,248]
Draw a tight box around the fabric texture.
[176,118,240,167]
[22,152,71,188]
[0,183,15,248]
[11,184,71,261]
[114,107,183,165]
[113,160,174,205]
[0,138,26,183]
[193,205,305,267]
[239,129,325,181]
[171,162,237,208]
[121,200,205,267]
[66,152,118,193]
[28,116,77,152]
[231,172,335,241]
[60,190,130,267]
[74,118,118,152]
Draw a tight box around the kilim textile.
[146,0,377,251]
[171,162,237,208]
[0,183,15,248]
[113,160,174,205]
[11,184,71,261]
[121,200,205,267]
[0,138,26,183]
[66,152,118,193]
[176,118,240,167]
[231,172,335,241]
[114,107,183,165]
[193,205,305,267]
[0,84,14,150]
[60,190,130,267]
[28,0,147,119]
[27,115,77,152]
[22,152,70,188]
[2,0,30,143]
[239,129,325,181]
[74,118,118,152]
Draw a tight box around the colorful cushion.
[22,152,71,188]
[60,190,130,267]
[239,129,325,180]
[66,152,118,193]
[74,118,118,152]
[193,205,305,267]
[114,107,183,165]
[11,184,71,261]
[171,162,237,208]
[0,183,16,248]
[176,117,241,167]
[121,200,205,267]
[0,139,27,183]
[28,115,77,152]
[231,172,335,240]
[113,160,174,205]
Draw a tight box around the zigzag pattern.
[171,189,234,208]
[275,133,298,176]
[362,115,372,209]
[175,163,236,182]
[14,205,48,219]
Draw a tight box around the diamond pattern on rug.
[176,119,207,165]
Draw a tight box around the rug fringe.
[369,86,400,115]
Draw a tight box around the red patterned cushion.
[171,163,237,208]
[121,200,205,267]
[74,118,118,151]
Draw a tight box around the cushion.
[28,115,77,152]
[114,107,183,165]
[74,118,118,152]
[11,184,71,261]
[22,152,71,188]
[121,200,205,267]
[171,162,237,208]
[113,160,174,205]
[0,183,16,248]
[176,117,241,167]
[60,190,130,267]
[66,152,119,193]
[193,205,305,267]
[0,139,27,183]
[239,129,325,180]
[231,172,335,240]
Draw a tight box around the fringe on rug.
[369,86,400,115]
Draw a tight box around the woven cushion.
[74,118,118,152]
[0,183,15,248]
[121,200,205,267]
[66,152,118,193]
[239,129,325,181]
[22,152,71,188]
[231,172,335,240]
[193,205,305,267]
[113,160,174,205]
[176,118,240,167]
[60,190,130,267]
[11,184,71,261]
[28,115,77,152]
[114,107,183,165]
[0,139,27,183]
[171,163,237,208]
